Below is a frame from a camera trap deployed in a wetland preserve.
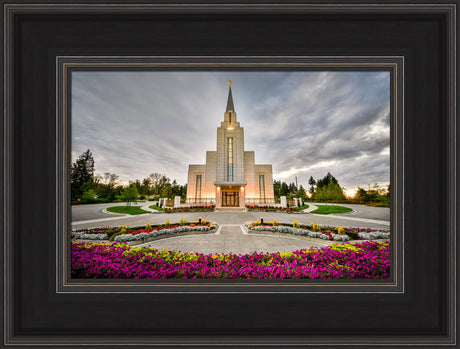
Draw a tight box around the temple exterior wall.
[186,84,274,207]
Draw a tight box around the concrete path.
[140,203,158,213]
[72,201,158,221]
[137,224,329,254]
[72,210,389,231]
[303,204,318,213]
[303,202,390,221]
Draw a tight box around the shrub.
[109,230,124,242]
[345,231,359,240]
[113,224,212,243]
[358,231,390,240]
[81,189,98,204]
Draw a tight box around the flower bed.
[248,224,351,242]
[247,222,390,241]
[113,224,217,242]
[71,223,217,241]
[245,205,299,213]
[71,226,118,240]
[164,205,215,213]
[71,240,390,279]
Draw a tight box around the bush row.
[71,232,109,240]
[246,205,299,213]
[248,224,390,241]
[248,225,350,242]
[358,231,390,240]
[114,224,217,242]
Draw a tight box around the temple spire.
[226,79,235,112]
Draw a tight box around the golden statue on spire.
[228,78,232,87]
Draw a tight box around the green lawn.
[107,206,150,215]
[311,205,353,214]
[297,204,309,210]
[149,204,164,211]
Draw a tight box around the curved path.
[72,210,389,231]
[72,207,389,254]
[138,224,330,254]
[72,201,158,221]
[304,202,390,221]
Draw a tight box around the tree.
[316,172,338,190]
[298,184,307,201]
[308,176,316,195]
[81,189,97,204]
[316,182,345,204]
[355,187,369,203]
[329,183,346,203]
[280,182,289,196]
[142,177,152,195]
[273,180,281,198]
[121,183,139,206]
[94,172,119,200]
[71,149,95,200]
[149,173,162,188]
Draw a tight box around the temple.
[186,80,274,208]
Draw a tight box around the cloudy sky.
[72,70,390,194]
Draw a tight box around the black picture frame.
[2,1,457,347]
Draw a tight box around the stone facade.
[186,81,274,207]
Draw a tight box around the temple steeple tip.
[226,80,235,112]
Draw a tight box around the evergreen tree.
[308,176,316,195]
[280,182,289,196]
[316,172,338,190]
[316,181,345,203]
[298,184,307,200]
[273,180,281,198]
[71,149,95,200]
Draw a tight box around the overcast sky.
[72,71,390,194]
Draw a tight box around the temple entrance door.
[222,191,239,207]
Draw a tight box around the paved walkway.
[72,210,389,231]
[303,204,318,213]
[137,224,329,254]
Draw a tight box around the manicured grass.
[311,205,353,215]
[106,206,150,215]
[149,204,164,211]
[297,205,309,210]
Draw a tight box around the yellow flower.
[280,251,293,258]
[146,222,152,229]
[165,219,170,226]
[272,219,277,226]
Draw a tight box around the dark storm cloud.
[72,71,390,191]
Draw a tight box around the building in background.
[186,80,274,208]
